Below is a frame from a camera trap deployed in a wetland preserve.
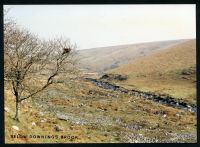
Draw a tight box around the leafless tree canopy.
[4,12,78,120]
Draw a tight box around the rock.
[163,114,167,118]
[54,125,63,132]
[12,125,19,131]
[39,111,45,116]
[188,108,192,112]
[32,122,36,126]
[101,74,109,79]
[100,74,127,81]
[4,107,10,113]
[176,114,181,119]
[115,75,128,81]
[181,70,191,75]
[182,76,190,80]
[88,90,95,95]
[70,126,73,130]
[79,103,84,107]
[139,134,143,136]
[41,118,47,123]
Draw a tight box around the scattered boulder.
[101,74,109,79]
[115,75,128,81]
[163,114,167,118]
[4,107,10,113]
[175,113,181,119]
[32,122,36,126]
[88,90,96,95]
[57,113,70,121]
[188,108,193,112]
[88,89,115,97]
[118,88,129,93]
[54,125,63,132]
[41,118,47,123]
[181,76,190,80]
[181,71,191,75]
[180,67,196,81]
[12,125,19,131]
[153,110,166,116]
[78,103,84,107]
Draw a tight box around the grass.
[5,76,197,143]
[109,39,196,105]
[4,39,197,143]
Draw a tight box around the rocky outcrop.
[100,74,128,81]
[180,67,196,80]
[181,67,196,75]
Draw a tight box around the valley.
[4,39,197,143]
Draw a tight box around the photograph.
[4,4,197,143]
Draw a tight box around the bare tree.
[4,16,77,121]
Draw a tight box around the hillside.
[77,39,188,73]
[5,75,197,143]
[109,39,196,105]
[4,39,197,143]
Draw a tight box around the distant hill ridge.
[110,39,196,75]
[77,39,192,73]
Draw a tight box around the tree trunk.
[14,98,19,121]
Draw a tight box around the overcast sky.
[4,5,196,50]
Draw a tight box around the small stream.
[86,78,197,113]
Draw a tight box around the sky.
[4,5,196,50]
